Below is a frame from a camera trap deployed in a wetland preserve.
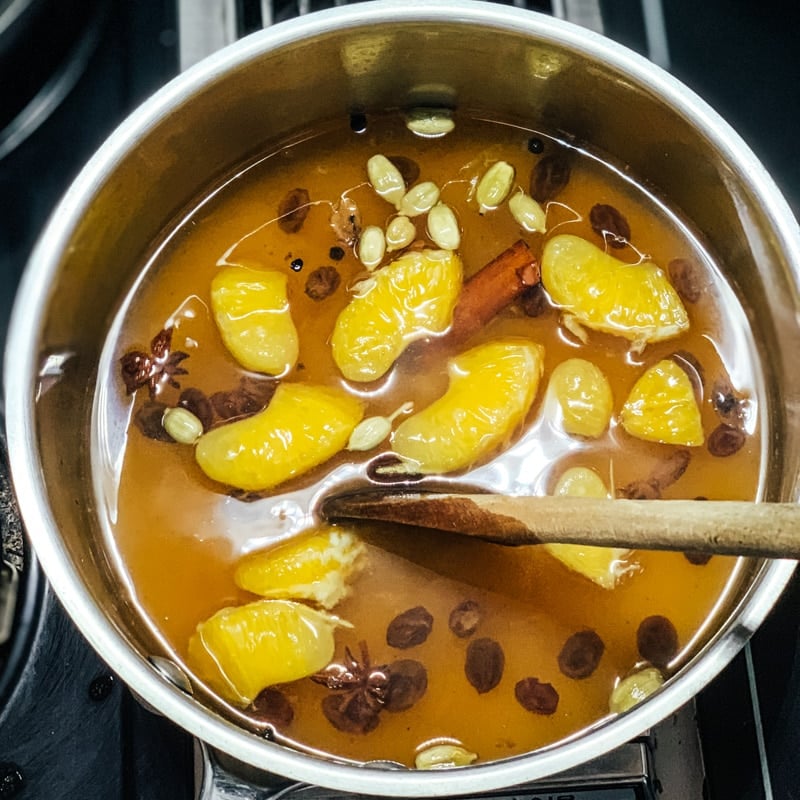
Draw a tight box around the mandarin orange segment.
[235,526,365,609]
[211,265,299,375]
[620,359,704,446]
[544,466,636,590]
[541,234,689,350]
[187,599,343,706]
[331,248,462,382]
[195,382,363,491]
[391,338,544,474]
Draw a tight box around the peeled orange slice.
[620,359,704,446]
[187,599,344,706]
[195,382,363,491]
[331,248,462,382]
[541,234,689,350]
[545,467,636,590]
[211,265,299,376]
[391,338,544,474]
[235,526,365,609]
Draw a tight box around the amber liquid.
[93,114,763,766]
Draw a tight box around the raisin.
[134,401,173,442]
[619,479,661,500]
[321,692,380,734]
[178,387,214,431]
[277,188,311,234]
[530,154,571,203]
[637,615,679,668]
[448,600,483,638]
[386,606,433,649]
[589,203,631,248]
[558,630,605,679]
[650,448,692,490]
[668,257,702,304]
[210,378,276,421]
[707,424,746,457]
[249,687,294,728]
[514,677,559,715]
[383,659,428,712]
[304,266,341,301]
[684,550,713,566]
[464,637,505,694]
[518,283,549,317]
[387,155,420,187]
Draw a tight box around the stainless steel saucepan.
[5,2,800,796]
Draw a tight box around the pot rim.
[5,1,799,795]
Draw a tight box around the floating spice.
[464,637,505,694]
[558,630,605,679]
[119,326,189,399]
[312,642,389,735]
[514,677,559,715]
[448,600,482,639]
[711,377,747,429]
[330,194,361,246]
[277,188,311,234]
[386,606,434,649]
[636,615,679,668]
[304,266,341,301]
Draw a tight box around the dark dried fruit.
[650,448,691,490]
[448,600,483,638]
[530,154,571,203]
[386,606,433,649]
[383,659,428,712]
[465,637,505,694]
[619,478,661,500]
[134,401,172,441]
[667,258,702,304]
[637,615,679,668]
[684,550,713,566]
[305,266,341,301]
[178,387,214,432]
[518,283,549,317]
[514,677,559,715]
[619,449,691,499]
[711,378,747,429]
[558,629,605,679]
[387,155,420,187]
[707,424,746,457]
[210,378,277,421]
[322,691,381,735]
[589,203,631,248]
[277,188,311,233]
[249,687,294,728]
[330,195,361,246]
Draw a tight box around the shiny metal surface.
[4,1,800,796]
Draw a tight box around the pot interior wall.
[19,6,800,789]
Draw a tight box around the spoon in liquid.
[321,490,800,559]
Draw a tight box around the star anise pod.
[119,326,189,399]
[312,641,390,734]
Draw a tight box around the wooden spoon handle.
[321,492,800,559]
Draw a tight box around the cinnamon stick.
[446,239,540,348]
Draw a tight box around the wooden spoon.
[320,490,800,559]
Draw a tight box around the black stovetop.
[1,2,799,798]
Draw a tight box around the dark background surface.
[0,1,798,798]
